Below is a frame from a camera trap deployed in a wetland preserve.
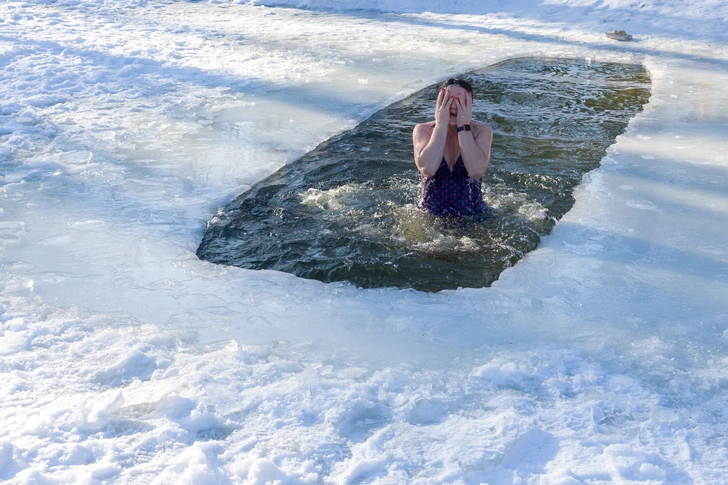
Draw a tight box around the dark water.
[197,58,651,292]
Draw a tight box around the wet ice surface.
[198,58,650,291]
[2,0,728,484]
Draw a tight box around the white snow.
[2,0,728,483]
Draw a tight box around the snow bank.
[2,0,728,482]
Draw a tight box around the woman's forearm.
[415,124,448,177]
[458,129,491,179]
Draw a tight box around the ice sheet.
[1,0,727,483]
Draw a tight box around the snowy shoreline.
[2,0,728,483]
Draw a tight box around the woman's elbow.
[416,161,435,178]
[419,168,435,178]
[469,162,490,179]
[468,168,487,179]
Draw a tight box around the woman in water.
[413,78,493,217]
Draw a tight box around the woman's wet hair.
[440,77,473,94]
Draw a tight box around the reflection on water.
[197,58,651,292]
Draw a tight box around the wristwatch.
[457,124,471,133]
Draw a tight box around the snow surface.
[1,0,728,483]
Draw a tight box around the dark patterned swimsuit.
[419,155,487,217]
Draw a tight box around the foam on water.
[2,0,728,483]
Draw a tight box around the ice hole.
[197,58,651,291]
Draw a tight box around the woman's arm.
[459,122,492,179]
[456,93,492,179]
[413,89,452,178]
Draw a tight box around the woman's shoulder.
[413,121,436,133]
[471,120,492,137]
[471,120,492,131]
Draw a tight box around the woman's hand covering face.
[455,91,473,126]
[435,88,454,126]
[436,85,472,126]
